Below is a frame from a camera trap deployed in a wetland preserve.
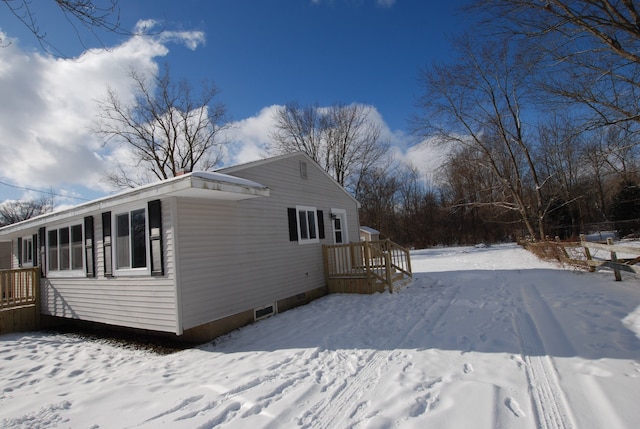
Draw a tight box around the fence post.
[607,237,622,281]
[580,234,596,272]
[385,251,393,294]
[322,245,329,284]
[364,240,372,287]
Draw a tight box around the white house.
[0,152,361,342]
[360,226,381,242]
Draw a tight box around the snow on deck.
[1,243,640,428]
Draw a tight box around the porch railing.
[0,267,40,309]
[323,239,412,294]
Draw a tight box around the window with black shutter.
[84,216,95,278]
[102,211,112,277]
[148,200,164,276]
[287,206,321,244]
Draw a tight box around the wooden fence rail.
[0,267,41,335]
[526,236,640,281]
[323,239,412,294]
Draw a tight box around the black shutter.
[288,208,298,241]
[32,233,38,266]
[84,216,95,278]
[317,210,325,239]
[148,200,164,276]
[38,227,46,277]
[102,211,112,277]
[17,237,22,267]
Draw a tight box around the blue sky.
[0,0,470,205]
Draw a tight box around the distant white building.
[359,226,380,242]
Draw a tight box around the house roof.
[219,152,361,208]
[0,171,269,238]
[360,226,380,235]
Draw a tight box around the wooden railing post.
[384,251,393,293]
[322,245,329,283]
[580,234,596,272]
[607,237,622,281]
[364,240,372,283]
[33,267,41,328]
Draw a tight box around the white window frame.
[296,205,320,245]
[330,208,348,245]
[112,205,150,277]
[46,222,85,278]
[21,236,34,267]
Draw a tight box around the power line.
[0,180,90,201]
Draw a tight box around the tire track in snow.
[303,281,462,429]
[514,304,576,429]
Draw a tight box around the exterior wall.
[177,153,360,331]
[39,197,178,333]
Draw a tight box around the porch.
[0,268,41,335]
[323,239,412,294]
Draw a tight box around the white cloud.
[0,23,206,198]
[221,103,414,169]
[222,105,280,166]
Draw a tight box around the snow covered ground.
[1,243,640,428]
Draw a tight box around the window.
[47,223,84,275]
[115,208,147,272]
[331,209,348,244]
[103,200,163,278]
[299,208,317,240]
[288,206,323,244]
[21,236,34,267]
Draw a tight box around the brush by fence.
[525,236,640,281]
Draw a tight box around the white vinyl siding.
[40,198,178,334]
[178,153,360,330]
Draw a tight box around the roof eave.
[0,174,269,238]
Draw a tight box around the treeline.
[372,0,640,246]
[356,137,640,247]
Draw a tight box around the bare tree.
[0,195,53,226]
[270,102,390,196]
[472,0,640,127]
[0,0,135,56]
[414,36,551,240]
[357,166,400,237]
[536,116,590,237]
[96,65,229,188]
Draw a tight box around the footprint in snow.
[504,397,525,417]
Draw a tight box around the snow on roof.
[360,226,380,235]
[0,171,269,237]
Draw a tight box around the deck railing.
[0,267,40,309]
[323,239,412,293]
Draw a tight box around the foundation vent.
[254,303,277,321]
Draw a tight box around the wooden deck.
[323,240,412,294]
[0,268,41,335]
